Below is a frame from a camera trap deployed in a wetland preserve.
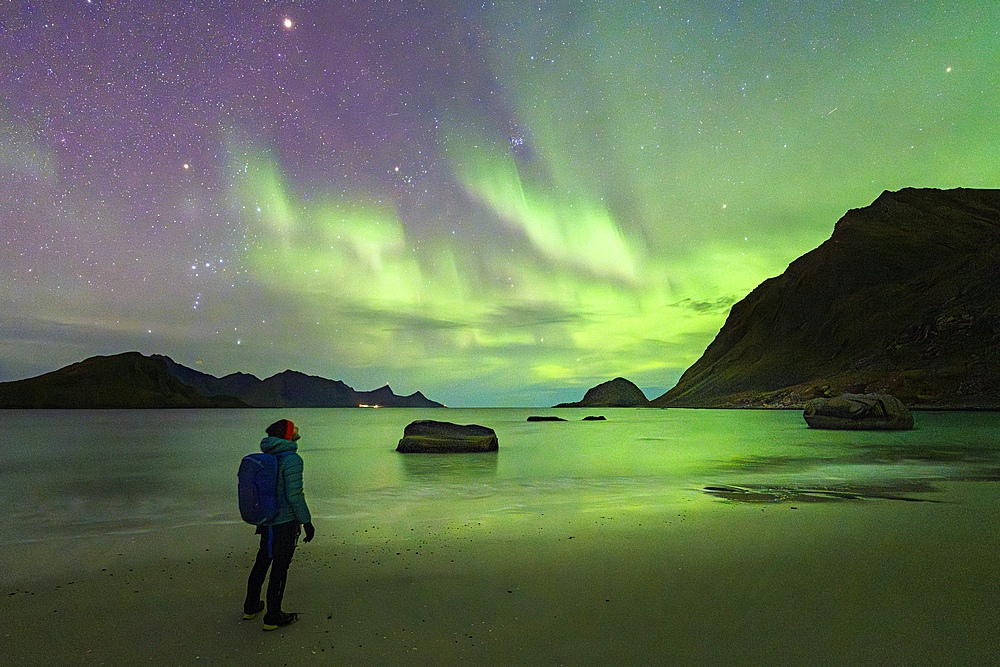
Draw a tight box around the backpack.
[238,452,292,525]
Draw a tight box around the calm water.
[5,408,1000,666]
[3,407,999,547]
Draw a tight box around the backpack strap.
[273,450,293,476]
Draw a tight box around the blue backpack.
[238,452,291,525]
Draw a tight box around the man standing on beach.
[243,419,315,630]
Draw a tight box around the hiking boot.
[262,611,299,631]
[242,600,265,620]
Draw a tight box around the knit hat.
[266,419,296,440]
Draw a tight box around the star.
[0,1,995,407]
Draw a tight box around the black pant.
[245,521,300,617]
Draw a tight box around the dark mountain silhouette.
[153,353,443,407]
[153,354,261,398]
[653,188,1000,409]
[232,369,443,408]
[0,352,446,408]
[555,377,650,407]
[0,352,246,408]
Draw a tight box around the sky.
[2,1,998,407]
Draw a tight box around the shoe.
[242,600,265,620]
[262,611,298,631]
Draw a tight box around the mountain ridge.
[0,352,445,408]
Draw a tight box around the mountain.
[230,369,443,408]
[152,355,261,398]
[154,354,442,407]
[653,188,1000,409]
[555,377,651,407]
[0,352,246,408]
[0,352,446,408]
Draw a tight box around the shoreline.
[5,481,1000,666]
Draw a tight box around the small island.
[555,377,650,408]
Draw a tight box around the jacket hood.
[260,436,299,455]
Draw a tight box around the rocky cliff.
[652,188,1000,409]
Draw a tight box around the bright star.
[283,18,293,29]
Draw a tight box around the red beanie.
[266,419,295,440]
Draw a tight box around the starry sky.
[2,1,998,406]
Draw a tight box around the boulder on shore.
[396,420,499,453]
[803,393,914,431]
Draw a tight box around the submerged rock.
[803,393,914,430]
[396,420,499,453]
[527,415,567,422]
[703,483,939,503]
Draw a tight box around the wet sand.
[4,481,1000,666]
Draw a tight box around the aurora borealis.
[2,1,998,406]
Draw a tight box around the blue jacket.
[259,436,312,525]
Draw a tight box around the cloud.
[483,302,587,329]
[670,296,739,316]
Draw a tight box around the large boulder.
[396,420,499,453]
[803,393,914,430]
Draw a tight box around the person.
[243,419,315,630]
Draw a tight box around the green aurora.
[2,2,998,405]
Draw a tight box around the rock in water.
[803,393,914,430]
[396,420,499,453]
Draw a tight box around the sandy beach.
[4,480,999,667]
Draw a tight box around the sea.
[3,406,999,556]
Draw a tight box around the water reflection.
[706,439,1000,504]
[848,442,1000,464]
[715,442,1000,477]
[397,452,499,482]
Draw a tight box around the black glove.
[303,522,315,543]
